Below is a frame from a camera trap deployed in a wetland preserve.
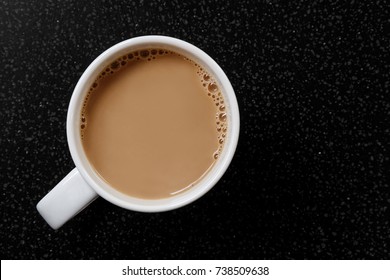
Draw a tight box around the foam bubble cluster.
[193,59,228,160]
[80,48,228,159]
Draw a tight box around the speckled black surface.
[1,0,390,259]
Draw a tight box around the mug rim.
[67,35,240,212]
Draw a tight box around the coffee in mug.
[80,49,228,199]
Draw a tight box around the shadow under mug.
[37,36,240,230]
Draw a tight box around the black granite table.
[1,0,389,259]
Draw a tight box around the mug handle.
[36,168,98,230]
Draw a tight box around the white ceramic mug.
[37,36,240,230]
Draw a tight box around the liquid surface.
[81,50,227,199]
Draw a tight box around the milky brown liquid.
[81,49,227,199]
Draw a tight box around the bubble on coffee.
[111,61,120,70]
[208,82,218,93]
[81,48,228,155]
[140,50,149,58]
[218,113,227,122]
